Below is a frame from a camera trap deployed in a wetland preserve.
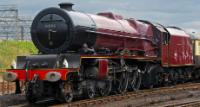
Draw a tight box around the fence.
[0,5,32,40]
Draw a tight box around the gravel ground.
[0,94,26,107]
[149,96,200,107]
[95,90,200,107]
[2,84,200,107]
[3,90,200,107]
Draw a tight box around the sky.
[0,0,200,34]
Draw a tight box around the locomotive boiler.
[31,3,158,56]
[3,3,200,103]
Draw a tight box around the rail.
[4,82,200,107]
[162,99,200,107]
[51,83,200,107]
[178,101,200,107]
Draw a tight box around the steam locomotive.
[3,3,200,103]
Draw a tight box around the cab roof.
[166,26,190,37]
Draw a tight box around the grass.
[0,73,2,82]
[0,40,38,69]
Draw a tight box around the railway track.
[178,101,200,107]
[49,82,200,107]
[164,101,200,107]
[152,97,200,107]
[4,82,200,107]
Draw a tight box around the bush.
[0,40,38,69]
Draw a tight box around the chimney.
[59,2,74,11]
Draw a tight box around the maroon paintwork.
[32,7,195,67]
[71,12,194,67]
[89,12,157,57]
[87,12,194,67]
[162,27,193,67]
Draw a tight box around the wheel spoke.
[98,80,112,96]
[61,82,73,103]
[115,72,128,93]
[128,70,141,91]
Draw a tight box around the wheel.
[64,93,73,103]
[142,72,153,88]
[25,82,37,104]
[175,69,183,83]
[168,69,177,85]
[185,68,192,81]
[142,64,161,88]
[128,70,142,91]
[114,72,128,94]
[178,69,185,83]
[60,82,73,103]
[193,70,200,80]
[15,80,22,94]
[97,79,112,96]
[84,80,96,99]
[86,86,95,99]
[154,72,162,87]
[173,71,179,84]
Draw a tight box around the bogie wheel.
[142,64,161,88]
[25,82,37,104]
[185,69,192,81]
[142,66,154,88]
[63,85,73,103]
[173,71,179,85]
[142,72,154,88]
[178,69,185,83]
[87,86,95,99]
[84,80,96,99]
[168,69,177,85]
[64,93,73,103]
[59,82,74,103]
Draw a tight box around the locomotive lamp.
[45,72,61,82]
[3,72,18,82]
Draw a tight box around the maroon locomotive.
[3,3,200,103]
